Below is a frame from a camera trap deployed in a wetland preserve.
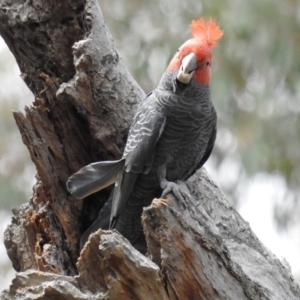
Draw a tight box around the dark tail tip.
[109,216,118,230]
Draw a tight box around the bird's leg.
[157,164,186,209]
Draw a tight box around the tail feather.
[67,159,125,199]
[110,171,138,229]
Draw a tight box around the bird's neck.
[154,71,213,119]
[155,71,211,104]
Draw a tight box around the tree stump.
[0,0,299,299]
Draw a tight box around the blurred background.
[1,0,300,291]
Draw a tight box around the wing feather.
[123,93,166,173]
[110,93,166,228]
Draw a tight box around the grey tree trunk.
[0,0,299,299]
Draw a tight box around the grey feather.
[108,93,166,228]
[79,191,113,249]
[123,93,166,174]
[66,159,125,199]
[110,171,138,228]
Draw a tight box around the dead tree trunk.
[0,0,299,299]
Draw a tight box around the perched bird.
[67,18,223,248]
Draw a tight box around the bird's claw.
[161,182,186,210]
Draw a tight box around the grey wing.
[110,92,166,226]
[123,92,166,174]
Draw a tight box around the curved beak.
[176,52,198,84]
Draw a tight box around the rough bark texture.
[0,0,299,299]
[1,0,143,276]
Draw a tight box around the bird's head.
[167,18,223,85]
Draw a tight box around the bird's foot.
[157,164,186,209]
[161,181,186,210]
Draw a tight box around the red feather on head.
[190,18,223,48]
[167,17,223,84]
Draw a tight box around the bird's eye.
[206,61,210,66]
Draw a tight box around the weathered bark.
[1,0,143,276]
[0,0,299,299]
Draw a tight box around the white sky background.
[0,35,299,292]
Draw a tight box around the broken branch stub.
[142,169,300,300]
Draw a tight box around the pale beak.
[176,53,198,84]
